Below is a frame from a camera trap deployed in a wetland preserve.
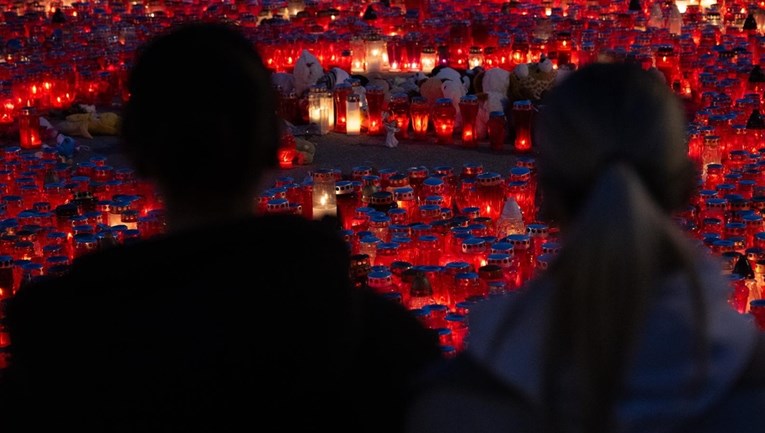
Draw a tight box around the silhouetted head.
[535,62,694,226]
[121,22,278,204]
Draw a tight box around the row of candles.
[0,0,757,136]
[0,0,761,122]
[266,1,765,152]
[252,0,765,73]
[279,82,533,151]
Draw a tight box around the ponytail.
[540,162,708,433]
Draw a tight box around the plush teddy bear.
[507,57,559,103]
[293,49,325,96]
[418,76,444,106]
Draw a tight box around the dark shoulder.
[250,214,346,247]
[5,272,73,323]
[686,333,765,432]
[353,287,441,364]
[415,353,529,400]
[405,353,538,433]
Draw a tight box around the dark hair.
[121,22,278,198]
[531,63,705,432]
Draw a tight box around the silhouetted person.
[51,8,65,24]
[405,63,765,433]
[0,22,439,433]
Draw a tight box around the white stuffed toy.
[442,79,466,127]
[472,67,511,137]
[478,67,511,98]
[293,49,324,96]
[434,67,470,94]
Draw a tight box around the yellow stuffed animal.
[56,111,121,139]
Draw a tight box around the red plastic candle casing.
[18,107,42,150]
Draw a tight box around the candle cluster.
[257,160,553,352]
[260,135,765,352]
[0,0,764,356]
[0,147,163,295]
[268,1,765,153]
[0,145,166,367]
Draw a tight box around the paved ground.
[77,130,527,192]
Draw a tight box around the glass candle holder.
[350,36,366,73]
[0,255,13,299]
[410,96,430,140]
[403,32,422,71]
[277,132,297,169]
[512,100,533,153]
[308,84,325,127]
[365,84,385,136]
[333,82,353,133]
[336,180,361,230]
[276,89,300,124]
[702,135,722,180]
[365,33,385,73]
[555,31,573,67]
[475,172,505,221]
[432,98,456,145]
[346,93,362,136]
[387,35,403,71]
[459,95,479,147]
[488,111,507,152]
[393,186,417,222]
[511,36,530,66]
[312,168,337,220]
[18,107,42,150]
[421,46,437,74]
[0,93,15,127]
[655,45,678,85]
[320,89,334,132]
[468,46,483,69]
[389,92,410,139]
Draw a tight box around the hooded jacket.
[406,256,765,433]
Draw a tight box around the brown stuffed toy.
[507,57,558,103]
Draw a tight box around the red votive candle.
[432,98,456,145]
[512,100,533,153]
[365,84,385,136]
[389,93,411,139]
[333,82,352,133]
[488,111,507,152]
[18,107,42,150]
[459,95,479,148]
[410,96,430,140]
